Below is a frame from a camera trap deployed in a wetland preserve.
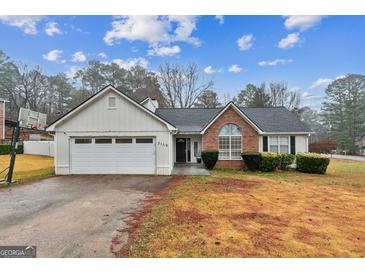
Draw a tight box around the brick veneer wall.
[0,102,4,140]
[202,106,259,169]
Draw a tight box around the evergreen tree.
[322,74,365,153]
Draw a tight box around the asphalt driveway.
[0,175,171,257]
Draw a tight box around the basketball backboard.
[18,108,47,130]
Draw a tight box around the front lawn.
[0,154,54,185]
[123,159,365,257]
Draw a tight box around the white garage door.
[70,137,156,174]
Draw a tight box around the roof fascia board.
[260,132,313,135]
[200,102,263,134]
[47,85,176,131]
[140,97,150,105]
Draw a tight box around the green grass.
[0,154,54,187]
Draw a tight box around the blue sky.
[0,15,364,109]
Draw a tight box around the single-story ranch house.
[46,85,311,175]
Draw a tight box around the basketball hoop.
[18,108,47,130]
[3,108,48,184]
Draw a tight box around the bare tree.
[222,92,233,105]
[158,62,214,108]
[268,81,301,111]
[0,62,48,119]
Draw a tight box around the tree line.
[0,49,364,153]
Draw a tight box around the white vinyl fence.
[23,141,55,157]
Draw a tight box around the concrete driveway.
[0,175,171,257]
[323,154,365,162]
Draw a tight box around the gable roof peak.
[46,84,176,131]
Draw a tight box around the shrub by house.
[296,153,330,174]
[241,152,260,171]
[201,151,219,170]
[279,154,295,170]
[0,144,23,155]
[259,152,281,172]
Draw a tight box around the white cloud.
[309,75,347,89]
[309,78,333,89]
[0,16,43,34]
[258,59,293,67]
[336,75,346,80]
[215,15,224,24]
[169,16,201,47]
[284,16,323,31]
[278,33,301,49]
[42,49,63,62]
[103,15,200,48]
[228,64,243,73]
[237,34,253,51]
[112,57,148,69]
[98,52,107,59]
[148,45,181,57]
[72,51,87,62]
[302,92,324,101]
[204,66,220,74]
[65,66,80,79]
[45,22,62,36]
[302,92,310,98]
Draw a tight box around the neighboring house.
[5,120,54,142]
[0,98,53,143]
[0,99,7,141]
[127,87,168,107]
[355,134,365,155]
[47,85,311,175]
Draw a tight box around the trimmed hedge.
[201,151,219,170]
[241,152,261,171]
[296,153,330,174]
[279,154,295,170]
[259,152,281,172]
[0,144,23,155]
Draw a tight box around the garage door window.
[75,138,92,144]
[95,139,112,144]
[116,138,133,144]
[136,138,153,143]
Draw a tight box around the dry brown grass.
[0,154,54,184]
[127,159,365,257]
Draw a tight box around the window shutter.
[290,136,296,155]
[263,136,268,152]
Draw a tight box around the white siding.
[53,88,173,175]
[295,135,308,153]
[258,135,263,152]
[141,98,158,112]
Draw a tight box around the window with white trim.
[269,136,289,154]
[218,124,242,160]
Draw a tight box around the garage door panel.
[71,137,156,174]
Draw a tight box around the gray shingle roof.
[156,106,311,133]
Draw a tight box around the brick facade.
[0,101,4,140]
[202,106,259,169]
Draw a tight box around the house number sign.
[158,141,168,147]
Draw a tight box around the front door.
[176,138,187,162]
